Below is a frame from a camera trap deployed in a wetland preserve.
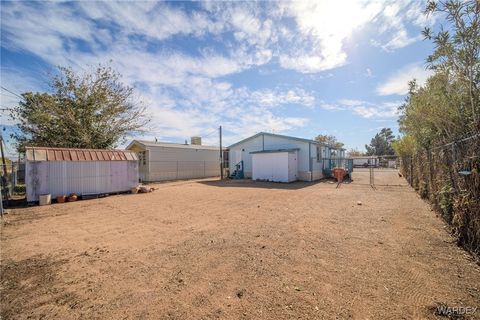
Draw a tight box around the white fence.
[146,160,220,181]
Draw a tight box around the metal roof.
[25,146,138,162]
[228,132,345,151]
[228,132,327,149]
[127,140,221,151]
[250,148,300,154]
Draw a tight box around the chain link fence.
[398,134,479,256]
[147,160,221,181]
[1,163,19,198]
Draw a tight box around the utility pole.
[0,134,7,178]
[219,126,223,180]
[0,133,8,213]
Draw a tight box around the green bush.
[13,184,26,194]
[439,184,453,222]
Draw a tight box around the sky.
[0,0,438,157]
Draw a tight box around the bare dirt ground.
[1,170,479,319]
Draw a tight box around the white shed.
[127,139,221,182]
[251,149,298,182]
[25,146,138,203]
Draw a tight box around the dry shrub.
[399,138,480,258]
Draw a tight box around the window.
[316,146,320,161]
[138,151,146,166]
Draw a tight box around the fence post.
[450,142,457,194]
[176,161,178,180]
[409,155,413,186]
[427,148,434,198]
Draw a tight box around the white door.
[252,152,289,182]
[287,152,298,182]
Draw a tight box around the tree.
[394,0,480,257]
[392,135,416,157]
[365,128,395,156]
[314,134,344,149]
[422,0,480,133]
[347,149,364,157]
[10,65,149,151]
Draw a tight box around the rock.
[357,201,362,205]
[236,288,246,298]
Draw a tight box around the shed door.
[252,152,288,182]
[288,152,298,182]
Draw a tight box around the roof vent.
[191,136,202,145]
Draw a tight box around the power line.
[0,92,20,100]
[201,128,219,139]
[0,86,23,100]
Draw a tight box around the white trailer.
[127,139,221,182]
[228,132,344,181]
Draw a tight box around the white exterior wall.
[229,134,326,181]
[228,135,263,178]
[144,146,220,181]
[26,160,139,202]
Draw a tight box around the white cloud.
[371,1,436,51]
[320,99,402,118]
[0,1,435,147]
[78,2,221,41]
[276,1,382,73]
[376,63,433,96]
[247,88,315,108]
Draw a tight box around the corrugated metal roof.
[127,140,221,151]
[228,132,346,150]
[25,146,138,162]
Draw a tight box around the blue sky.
[0,1,437,157]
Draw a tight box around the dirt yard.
[1,170,479,319]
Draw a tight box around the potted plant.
[67,193,78,202]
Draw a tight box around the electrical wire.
[1,86,23,100]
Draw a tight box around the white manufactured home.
[25,146,139,202]
[228,132,345,182]
[127,139,221,182]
